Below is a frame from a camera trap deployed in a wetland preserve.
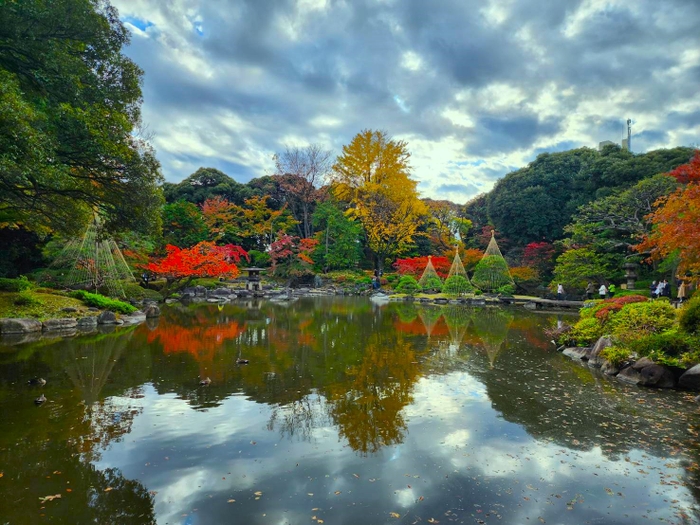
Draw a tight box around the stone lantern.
[623,262,637,290]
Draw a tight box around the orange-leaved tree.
[636,181,700,276]
[145,241,248,295]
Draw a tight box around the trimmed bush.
[679,295,700,335]
[471,255,513,291]
[600,345,632,367]
[565,317,604,346]
[70,290,137,314]
[120,282,163,302]
[494,284,516,296]
[442,275,474,296]
[422,276,443,293]
[14,289,43,306]
[395,275,420,296]
[0,276,32,292]
[608,300,676,340]
[626,330,700,359]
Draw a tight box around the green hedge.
[679,295,700,335]
[395,275,420,296]
[70,290,137,314]
[0,276,32,292]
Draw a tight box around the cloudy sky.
[112,0,700,204]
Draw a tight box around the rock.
[639,364,676,388]
[60,307,78,313]
[120,311,147,326]
[523,301,539,310]
[563,347,592,360]
[142,305,161,318]
[77,316,98,328]
[194,286,207,296]
[587,336,613,368]
[601,360,621,375]
[165,298,178,304]
[631,357,655,370]
[97,311,118,324]
[87,307,99,312]
[617,365,644,385]
[0,318,42,334]
[42,318,78,331]
[679,365,700,390]
[212,288,232,296]
[433,298,448,304]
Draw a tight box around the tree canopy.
[0,0,163,236]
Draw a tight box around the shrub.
[494,284,516,296]
[120,282,163,302]
[14,289,43,306]
[422,276,443,293]
[592,295,648,322]
[608,300,676,340]
[70,290,137,314]
[600,345,632,367]
[0,276,32,292]
[471,255,513,291]
[395,275,421,296]
[626,330,700,359]
[565,317,604,346]
[679,295,700,335]
[443,275,474,297]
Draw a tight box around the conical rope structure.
[50,216,135,298]
[447,246,467,279]
[471,231,515,292]
[418,256,443,290]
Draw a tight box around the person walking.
[661,279,671,298]
[655,280,664,298]
[650,280,658,299]
[557,283,565,301]
[678,281,687,303]
[585,282,594,300]
[599,283,607,300]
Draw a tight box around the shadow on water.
[1,297,699,524]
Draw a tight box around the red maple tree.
[393,256,451,278]
[145,241,248,294]
[669,150,700,184]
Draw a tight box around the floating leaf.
[390,512,401,518]
[39,494,61,503]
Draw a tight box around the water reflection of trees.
[0,329,155,523]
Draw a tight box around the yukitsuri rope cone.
[418,306,442,338]
[50,216,135,298]
[443,246,475,295]
[471,230,515,292]
[418,255,443,290]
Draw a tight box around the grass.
[0,291,97,321]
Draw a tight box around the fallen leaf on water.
[227,499,235,503]
[104,487,113,492]
[427,519,439,524]
[254,491,262,496]
[39,494,61,503]
[308,493,314,496]
[334,491,341,495]
[390,512,401,518]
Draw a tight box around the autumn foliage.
[145,241,248,293]
[394,256,450,278]
[637,152,700,276]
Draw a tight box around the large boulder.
[42,318,78,331]
[0,318,42,334]
[77,316,98,328]
[587,336,613,368]
[679,365,700,391]
[120,311,147,326]
[639,364,676,388]
[618,361,676,388]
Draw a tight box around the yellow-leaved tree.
[332,130,428,269]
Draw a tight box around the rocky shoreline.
[561,336,700,392]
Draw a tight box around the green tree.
[312,201,362,271]
[0,0,163,236]
[163,167,255,205]
[552,247,622,291]
[162,201,208,247]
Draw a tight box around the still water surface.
[1,298,699,524]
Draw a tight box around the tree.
[636,182,700,276]
[269,233,319,278]
[0,0,163,236]
[229,195,298,252]
[311,201,362,271]
[331,130,428,268]
[201,195,236,242]
[668,150,700,184]
[161,201,208,248]
[145,241,248,295]
[523,241,557,277]
[274,144,333,238]
[163,167,256,205]
[394,256,451,279]
[552,247,622,291]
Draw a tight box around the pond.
[1,297,699,524]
